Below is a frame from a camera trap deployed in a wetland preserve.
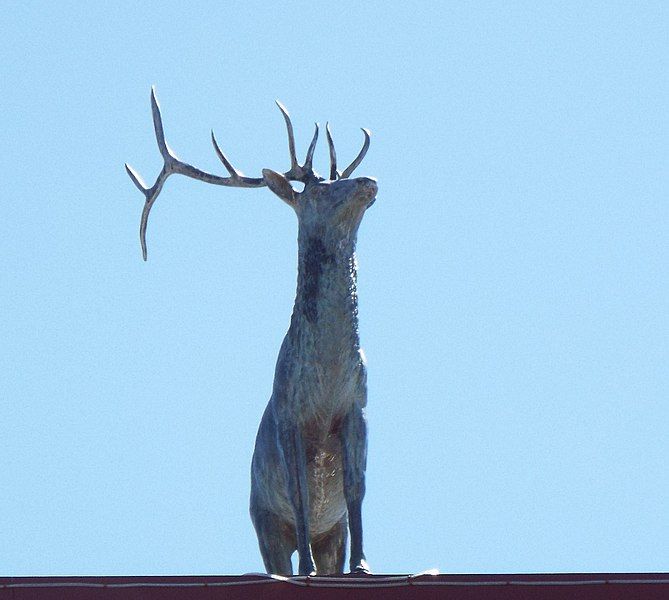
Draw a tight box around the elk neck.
[289,222,361,360]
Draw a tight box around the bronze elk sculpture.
[126,88,377,576]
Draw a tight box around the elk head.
[125,88,376,260]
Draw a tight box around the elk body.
[126,89,377,576]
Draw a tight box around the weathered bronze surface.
[126,90,377,575]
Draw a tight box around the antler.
[125,87,372,259]
[126,87,275,260]
[324,123,372,181]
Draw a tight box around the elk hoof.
[298,559,317,577]
[351,559,371,574]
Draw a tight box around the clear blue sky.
[1,0,667,576]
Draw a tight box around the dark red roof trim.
[2,573,668,599]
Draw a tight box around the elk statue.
[125,88,377,576]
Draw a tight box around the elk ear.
[262,169,297,206]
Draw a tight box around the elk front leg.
[278,422,316,576]
[341,403,370,573]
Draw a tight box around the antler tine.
[210,131,268,187]
[211,131,241,178]
[276,100,301,177]
[325,123,337,180]
[126,87,266,260]
[340,128,371,179]
[124,158,170,262]
[303,123,319,172]
[125,162,148,194]
[151,86,173,162]
[138,184,160,262]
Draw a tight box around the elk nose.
[356,177,377,208]
[358,177,378,198]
